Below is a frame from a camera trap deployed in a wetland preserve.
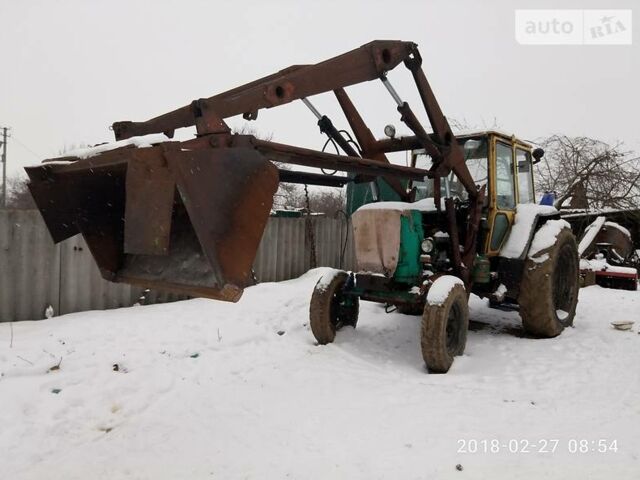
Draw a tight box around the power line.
[10,134,42,159]
[1,127,8,208]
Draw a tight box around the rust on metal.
[164,147,278,288]
[334,88,409,200]
[124,149,175,255]
[250,138,431,180]
[27,39,487,300]
[111,41,416,140]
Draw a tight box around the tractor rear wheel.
[421,283,469,373]
[310,271,359,345]
[519,226,579,337]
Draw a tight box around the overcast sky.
[1,0,638,178]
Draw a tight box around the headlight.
[384,124,396,138]
[421,237,435,254]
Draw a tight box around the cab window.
[516,148,535,203]
[462,138,489,193]
[411,137,488,201]
[495,142,516,209]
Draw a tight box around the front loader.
[27,40,580,373]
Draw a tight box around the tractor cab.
[347,130,546,307]
[409,131,539,256]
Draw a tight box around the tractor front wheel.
[519,226,579,337]
[310,270,359,345]
[421,282,469,373]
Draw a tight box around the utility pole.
[1,127,7,208]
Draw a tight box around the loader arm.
[112,40,477,202]
[112,41,414,140]
[27,40,483,300]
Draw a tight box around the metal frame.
[112,40,484,285]
[26,40,486,298]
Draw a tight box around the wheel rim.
[445,302,462,355]
[553,243,578,320]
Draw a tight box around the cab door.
[515,146,535,203]
[485,138,518,255]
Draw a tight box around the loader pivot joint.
[403,47,423,71]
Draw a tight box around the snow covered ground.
[1,268,639,479]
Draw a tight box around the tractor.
[25,40,580,373]
[313,130,580,372]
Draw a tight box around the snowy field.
[1,268,639,479]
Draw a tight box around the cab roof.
[455,130,533,148]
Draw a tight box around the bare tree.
[272,181,302,210]
[231,123,348,214]
[5,176,36,209]
[232,123,306,211]
[307,188,346,216]
[449,116,501,133]
[535,135,640,210]
[272,184,346,216]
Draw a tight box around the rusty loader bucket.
[26,141,279,302]
[26,40,470,302]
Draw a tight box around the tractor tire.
[421,283,469,373]
[310,271,359,345]
[519,227,579,338]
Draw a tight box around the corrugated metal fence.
[253,216,354,282]
[0,210,354,322]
